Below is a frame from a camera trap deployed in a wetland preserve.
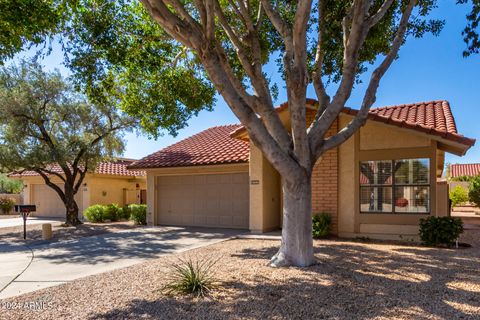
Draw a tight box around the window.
[360,158,430,214]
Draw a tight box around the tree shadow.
[88,237,480,320]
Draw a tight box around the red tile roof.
[11,160,145,177]
[450,163,480,178]
[343,100,474,147]
[128,125,249,169]
[130,100,475,169]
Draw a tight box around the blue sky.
[17,1,480,166]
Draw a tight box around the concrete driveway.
[0,217,63,229]
[0,227,243,299]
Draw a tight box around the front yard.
[1,230,479,320]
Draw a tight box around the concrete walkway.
[0,217,62,229]
[0,226,243,299]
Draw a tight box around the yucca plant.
[163,257,218,298]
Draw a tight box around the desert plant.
[450,185,469,207]
[129,204,147,225]
[312,213,332,239]
[83,205,105,223]
[0,197,15,214]
[163,257,217,297]
[468,176,480,206]
[419,216,463,247]
[103,203,121,222]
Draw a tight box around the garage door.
[32,184,82,218]
[157,173,249,229]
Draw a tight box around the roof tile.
[128,125,249,169]
[450,163,480,178]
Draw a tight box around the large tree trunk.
[64,189,82,226]
[270,174,314,267]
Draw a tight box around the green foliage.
[451,175,475,182]
[121,205,132,220]
[61,0,215,138]
[312,213,332,239]
[163,257,217,297]
[0,0,66,61]
[0,197,15,214]
[449,185,469,207]
[0,174,23,194]
[129,204,147,225]
[468,175,480,206]
[419,216,464,247]
[83,205,105,223]
[458,0,480,57]
[103,203,121,222]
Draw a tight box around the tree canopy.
[0,60,134,224]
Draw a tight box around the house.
[10,159,147,218]
[448,163,480,180]
[447,163,480,203]
[128,100,475,241]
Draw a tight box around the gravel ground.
[1,230,479,320]
[0,221,139,245]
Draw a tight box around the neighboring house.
[447,163,480,195]
[10,159,146,218]
[128,100,475,241]
[448,163,480,179]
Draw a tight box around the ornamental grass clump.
[163,257,218,298]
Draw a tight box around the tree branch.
[314,0,417,158]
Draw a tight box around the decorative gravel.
[1,230,479,320]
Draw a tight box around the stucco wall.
[87,175,146,208]
[338,114,439,241]
[249,143,281,232]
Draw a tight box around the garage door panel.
[157,172,249,229]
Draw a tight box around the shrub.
[419,216,463,247]
[163,257,217,297]
[83,205,105,223]
[129,204,147,225]
[449,185,469,207]
[103,203,121,222]
[312,213,331,239]
[121,205,132,220]
[468,175,480,206]
[0,197,15,214]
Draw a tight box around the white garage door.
[32,184,82,218]
[157,173,249,229]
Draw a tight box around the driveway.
[0,217,63,229]
[0,226,243,299]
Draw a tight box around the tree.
[459,0,480,56]
[131,0,442,267]
[1,1,472,267]
[0,174,23,194]
[0,60,133,225]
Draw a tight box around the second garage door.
[157,173,249,229]
[32,184,83,218]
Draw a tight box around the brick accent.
[307,109,339,234]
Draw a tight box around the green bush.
[83,205,105,223]
[449,185,469,207]
[103,203,121,222]
[121,205,132,220]
[129,204,147,225]
[468,175,480,206]
[312,213,331,239]
[163,257,217,297]
[419,216,463,247]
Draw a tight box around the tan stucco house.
[11,159,146,218]
[129,100,475,241]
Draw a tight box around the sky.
[16,1,480,166]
